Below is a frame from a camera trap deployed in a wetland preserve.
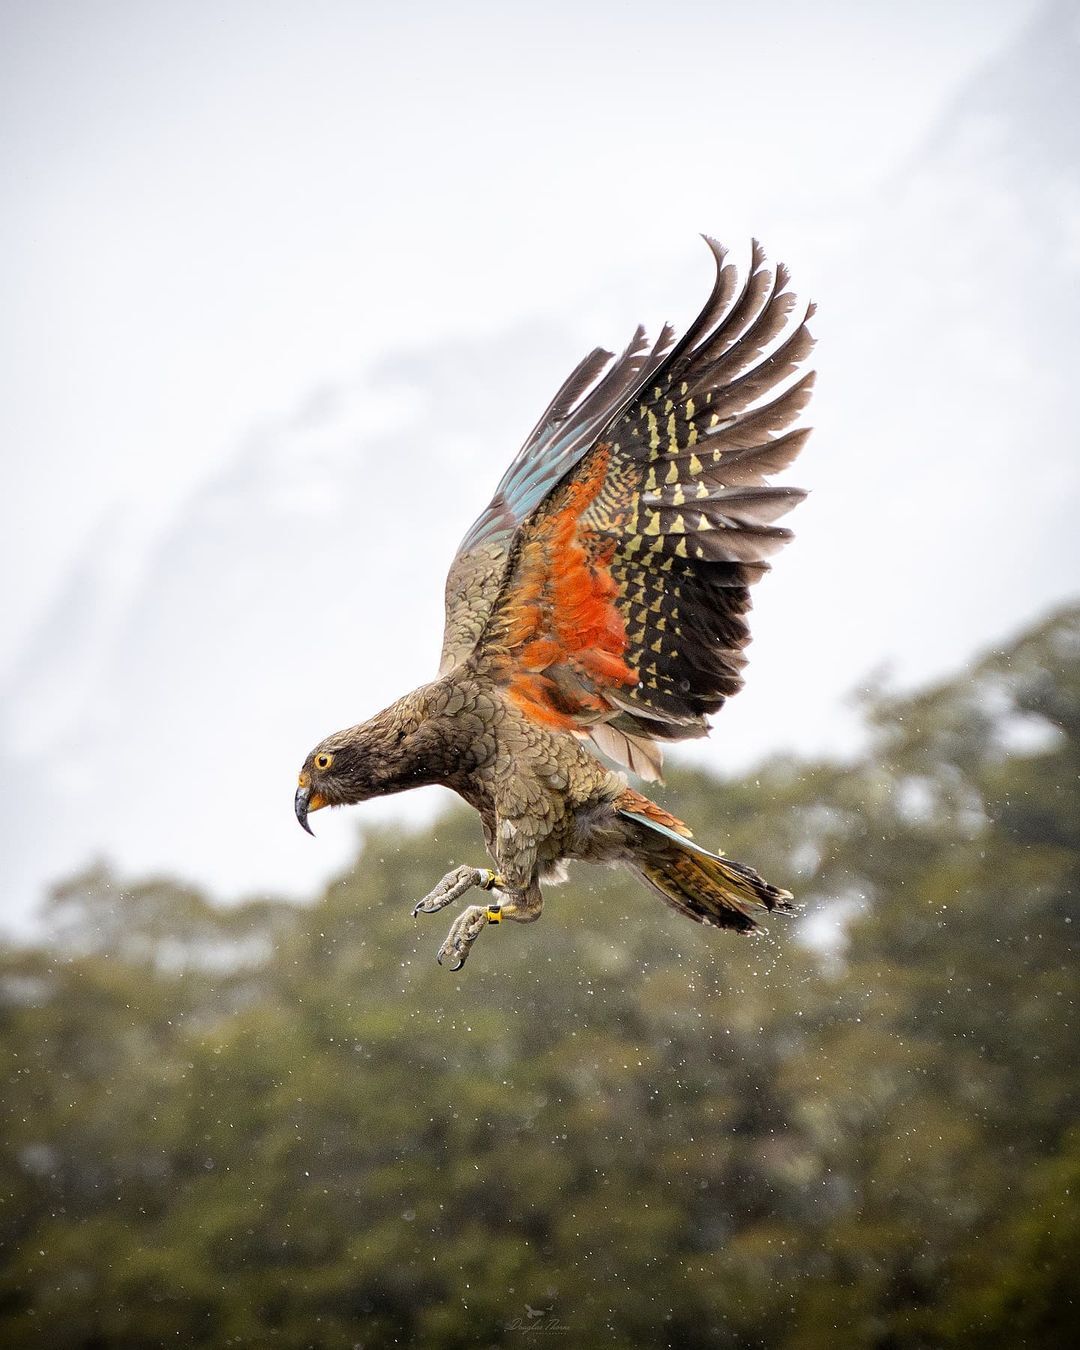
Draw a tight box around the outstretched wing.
[442,237,814,779]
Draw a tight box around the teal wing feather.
[439,325,674,673]
[616,809,720,859]
[458,325,673,554]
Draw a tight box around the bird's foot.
[412,865,503,918]
[436,903,500,971]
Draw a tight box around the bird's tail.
[620,807,795,934]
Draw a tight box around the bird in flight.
[295,238,814,970]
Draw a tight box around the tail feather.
[620,807,794,934]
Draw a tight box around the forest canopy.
[1,605,1077,1348]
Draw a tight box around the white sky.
[0,0,1038,673]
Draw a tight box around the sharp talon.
[449,958,465,972]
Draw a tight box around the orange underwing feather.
[494,443,639,728]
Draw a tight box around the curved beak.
[294,783,330,835]
[295,784,315,835]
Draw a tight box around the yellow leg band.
[485,906,503,923]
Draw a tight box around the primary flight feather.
[295,237,814,970]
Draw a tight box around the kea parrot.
[296,238,814,970]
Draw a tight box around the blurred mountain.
[0,321,582,922]
[1,0,1078,928]
[795,0,1080,721]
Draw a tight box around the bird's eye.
[315,752,333,771]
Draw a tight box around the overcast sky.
[7,0,1077,926]
[1,0,1039,671]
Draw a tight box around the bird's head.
[294,689,454,835]
[294,733,379,834]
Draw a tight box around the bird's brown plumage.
[296,238,814,970]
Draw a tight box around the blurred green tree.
[1,605,1076,1348]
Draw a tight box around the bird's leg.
[412,864,504,918]
[435,879,543,971]
[491,880,544,926]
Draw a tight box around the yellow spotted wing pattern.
[579,238,814,758]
